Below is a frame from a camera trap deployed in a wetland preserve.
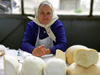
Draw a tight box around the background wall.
[0,15,100,52]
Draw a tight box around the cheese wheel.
[0,45,5,56]
[21,56,45,75]
[67,62,100,75]
[65,45,88,64]
[44,59,67,75]
[3,55,19,75]
[0,50,5,56]
[56,49,66,62]
[73,49,99,68]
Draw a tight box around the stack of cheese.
[4,45,100,75]
[65,45,88,64]
[66,45,100,75]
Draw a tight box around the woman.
[21,1,67,57]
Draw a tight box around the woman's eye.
[41,12,44,14]
[47,12,51,15]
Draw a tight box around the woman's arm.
[49,20,67,54]
[21,21,37,53]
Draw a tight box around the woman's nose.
[44,14,47,18]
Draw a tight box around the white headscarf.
[28,1,59,42]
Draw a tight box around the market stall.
[0,45,100,75]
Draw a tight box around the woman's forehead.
[39,1,53,9]
[39,5,52,12]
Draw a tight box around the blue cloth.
[21,20,67,54]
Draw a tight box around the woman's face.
[38,5,52,25]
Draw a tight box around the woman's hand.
[32,45,45,57]
[32,45,51,57]
[44,48,51,54]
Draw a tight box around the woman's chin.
[41,22,49,25]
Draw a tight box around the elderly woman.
[21,1,67,57]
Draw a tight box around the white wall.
[48,0,60,10]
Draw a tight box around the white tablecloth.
[0,49,100,75]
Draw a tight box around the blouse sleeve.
[49,20,67,54]
[21,21,37,53]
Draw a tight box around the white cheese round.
[3,55,19,75]
[21,56,45,75]
[67,62,100,75]
[73,49,99,68]
[44,59,67,75]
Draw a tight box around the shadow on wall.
[0,16,30,49]
[0,15,100,52]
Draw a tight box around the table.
[0,48,100,75]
